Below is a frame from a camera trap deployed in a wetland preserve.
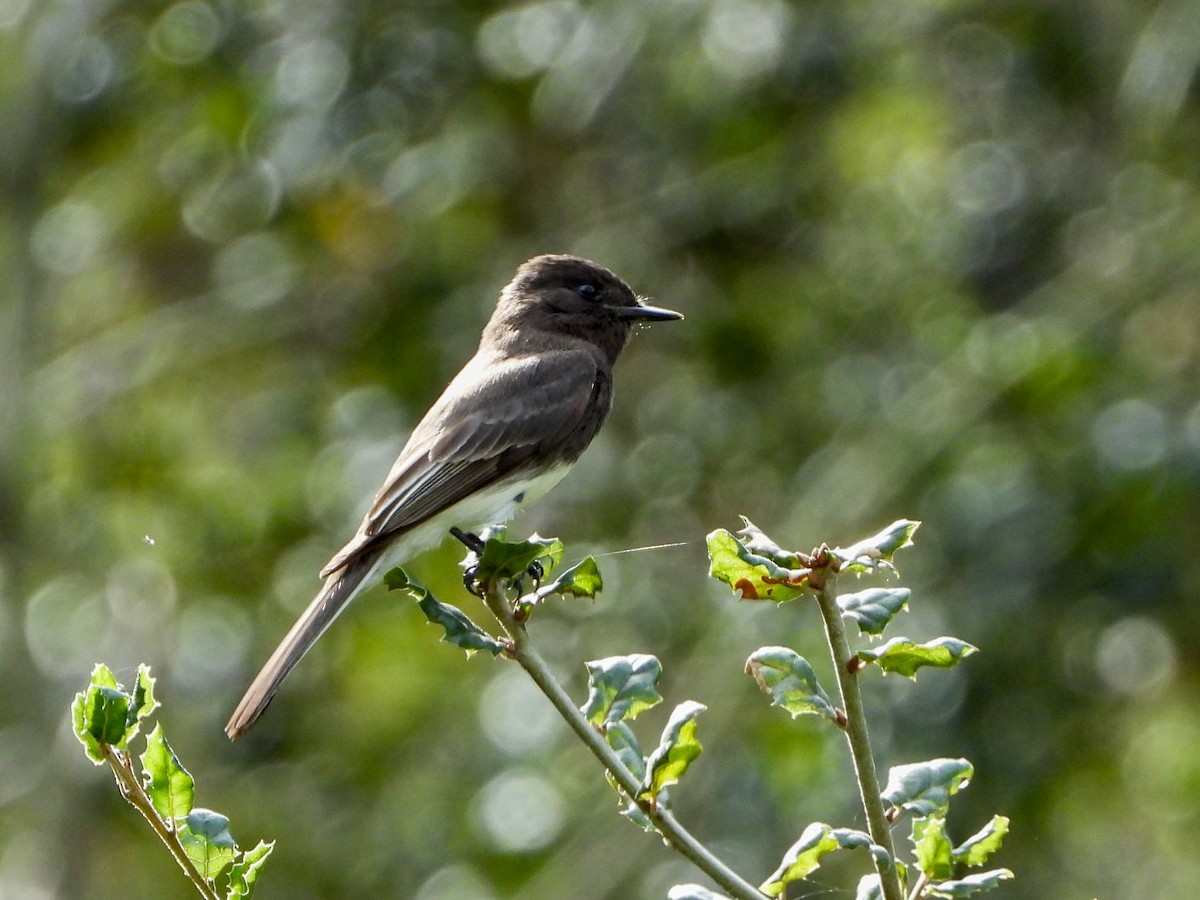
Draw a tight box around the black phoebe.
[225,254,682,738]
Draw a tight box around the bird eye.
[577,283,598,300]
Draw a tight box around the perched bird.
[226,254,682,738]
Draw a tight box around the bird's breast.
[442,462,575,535]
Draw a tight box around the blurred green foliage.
[3,0,1199,897]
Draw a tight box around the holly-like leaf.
[640,700,705,800]
[762,823,837,890]
[74,690,127,762]
[72,664,131,762]
[129,665,159,731]
[605,721,647,781]
[537,556,603,600]
[830,520,920,574]
[838,588,910,636]
[88,662,120,692]
[71,691,102,763]
[735,517,802,566]
[706,528,809,602]
[855,637,977,678]
[831,828,893,871]
[761,823,885,896]
[745,646,840,724]
[475,533,564,585]
[385,567,505,656]
[227,840,275,899]
[581,654,663,729]
[177,808,236,881]
[668,885,732,900]
[620,800,655,832]
[604,722,654,831]
[953,815,1010,867]
[882,759,974,818]
[140,723,195,821]
[72,665,273,896]
[912,815,953,880]
[926,869,1015,897]
[89,686,130,747]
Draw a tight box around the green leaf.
[226,840,274,899]
[855,637,978,678]
[866,863,909,896]
[926,869,1015,897]
[745,646,840,724]
[177,808,237,881]
[882,758,974,818]
[72,662,133,761]
[856,874,884,900]
[912,815,953,880]
[139,724,195,821]
[761,823,883,895]
[581,654,663,729]
[640,700,705,801]
[89,687,130,749]
[706,528,809,602]
[130,665,158,717]
[668,885,731,900]
[830,519,920,574]
[620,800,655,832]
[605,722,654,831]
[605,721,647,781]
[71,665,273,897]
[838,588,910,636]
[90,662,120,691]
[71,692,100,763]
[952,816,1010,867]
[761,823,837,893]
[830,828,893,871]
[537,555,603,600]
[129,664,159,731]
[385,567,505,656]
[475,533,564,585]
[735,517,802,566]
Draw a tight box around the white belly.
[373,462,573,572]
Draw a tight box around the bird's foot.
[450,526,485,554]
[449,526,544,596]
[450,527,486,596]
[512,559,544,596]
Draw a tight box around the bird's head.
[491,254,682,360]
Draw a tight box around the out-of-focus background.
[3,1,1199,897]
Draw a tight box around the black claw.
[449,527,544,596]
[511,560,544,597]
[450,526,485,554]
[462,565,484,597]
[452,527,486,596]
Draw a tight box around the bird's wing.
[229,349,602,737]
[319,348,602,576]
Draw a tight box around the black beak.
[614,302,684,322]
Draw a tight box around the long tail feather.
[225,548,384,739]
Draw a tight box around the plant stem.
[812,572,904,900]
[480,585,767,900]
[908,870,930,899]
[103,745,219,900]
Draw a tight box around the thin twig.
[811,570,905,900]
[102,745,219,900]
[479,582,767,900]
[908,870,930,899]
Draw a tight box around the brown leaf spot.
[734,578,759,600]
